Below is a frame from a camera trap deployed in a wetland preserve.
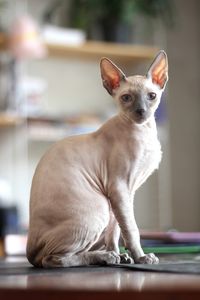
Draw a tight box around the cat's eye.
[121,94,132,102]
[147,92,156,100]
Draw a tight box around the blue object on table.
[0,206,19,237]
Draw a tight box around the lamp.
[9,15,46,60]
[7,15,46,113]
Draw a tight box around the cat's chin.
[133,116,149,125]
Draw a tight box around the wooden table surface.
[0,256,200,300]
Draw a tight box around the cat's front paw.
[120,253,134,264]
[136,253,159,264]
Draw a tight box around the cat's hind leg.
[42,250,120,268]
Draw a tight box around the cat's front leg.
[105,212,133,264]
[108,180,159,264]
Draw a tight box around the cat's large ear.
[100,58,126,95]
[147,50,168,89]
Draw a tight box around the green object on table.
[143,245,200,254]
[120,246,127,254]
[120,245,200,254]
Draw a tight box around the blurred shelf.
[46,41,158,63]
[0,113,24,127]
[27,116,102,142]
[28,125,101,142]
[0,31,158,63]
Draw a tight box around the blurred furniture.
[0,32,157,127]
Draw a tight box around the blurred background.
[0,0,199,255]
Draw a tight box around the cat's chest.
[129,132,162,190]
[136,140,162,171]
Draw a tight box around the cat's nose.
[136,108,146,117]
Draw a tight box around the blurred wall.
[166,0,200,230]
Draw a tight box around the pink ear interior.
[100,58,125,94]
[152,57,167,88]
[103,62,121,89]
[148,52,168,89]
